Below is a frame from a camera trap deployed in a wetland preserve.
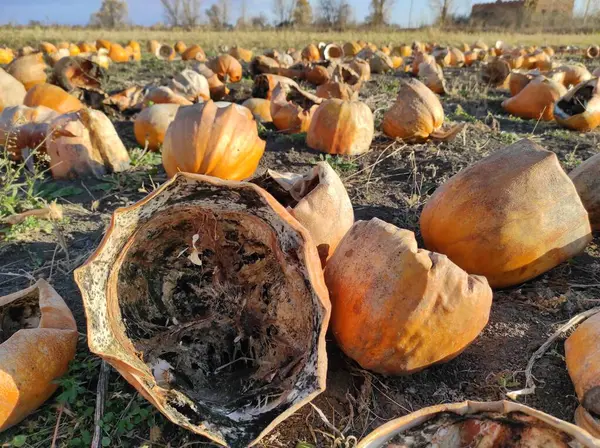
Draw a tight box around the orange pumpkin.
[383,78,461,142]
[271,83,320,134]
[502,76,566,121]
[241,98,272,123]
[147,40,160,53]
[207,54,242,83]
[162,101,265,180]
[181,45,206,62]
[301,43,320,61]
[109,43,131,63]
[550,65,593,89]
[358,401,600,447]
[24,83,82,114]
[305,65,330,85]
[7,53,48,91]
[0,68,26,112]
[420,139,592,288]
[392,45,412,58]
[74,172,331,447]
[68,43,80,56]
[23,84,79,116]
[229,46,253,63]
[555,78,600,132]
[570,153,600,230]
[134,104,180,151]
[508,71,535,97]
[174,41,187,54]
[96,39,112,51]
[343,42,361,57]
[325,218,492,375]
[307,99,374,155]
[77,42,94,53]
[193,63,230,100]
[0,280,77,432]
[39,41,58,54]
[257,162,354,262]
[565,312,600,438]
[144,86,193,106]
[0,48,14,65]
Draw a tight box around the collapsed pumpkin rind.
[420,139,592,288]
[0,279,78,432]
[324,218,492,375]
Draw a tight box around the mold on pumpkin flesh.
[0,291,41,343]
[385,411,583,447]
[84,176,328,447]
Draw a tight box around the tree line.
[89,0,405,30]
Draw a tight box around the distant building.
[471,0,575,27]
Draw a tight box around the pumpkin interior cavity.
[115,206,314,425]
[557,85,594,116]
[253,172,320,209]
[385,412,578,447]
[0,291,41,343]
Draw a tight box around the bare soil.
[1,55,600,447]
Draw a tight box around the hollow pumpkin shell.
[0,280,78,432]
[134,104,180,151]
[555,78,600,131]
[307,99,374,156]
[168,69,210,102]
[565,311,600,437]
[258,162,354,262]
[24,83,83,114]
[325,218,492,375]
[383,78,458,142]
[420,139,592,288]
[73,172,331,447]
[502,76,566,121]
[162,100,265,180]
[357,400,600,448]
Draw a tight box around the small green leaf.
[12,435,27,447]
[102,436,111,447]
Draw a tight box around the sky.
[0,0,592,28]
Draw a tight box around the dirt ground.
[1,54,600,448]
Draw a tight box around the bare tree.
[206,3,223,28]
[367,0,395,26]
[219,0,230,26]
[293,0,313,26]
[316,0,337,27]
[251,13,269,28]
[273,0,296,25]
[336,1,353,29]
[89,0,128,28]
[429,0,455,25]
[161,0,201,27]
[237,0,248,28]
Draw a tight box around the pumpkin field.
[2,28,600,448]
